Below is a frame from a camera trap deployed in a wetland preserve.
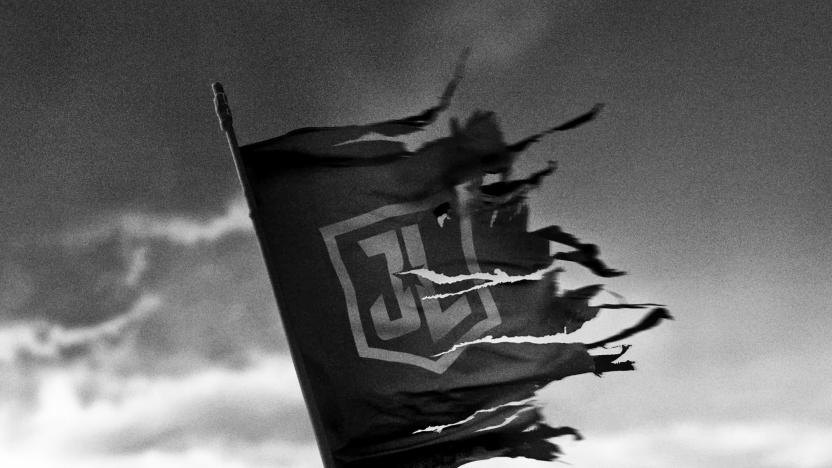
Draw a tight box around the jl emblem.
[320,198,501,374]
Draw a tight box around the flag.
[231,62,669,468]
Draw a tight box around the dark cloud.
[2,235,144,326]
[1,200,282,374]
[1,0,347,242]
[131,233,286,370]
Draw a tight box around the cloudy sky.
[1,1,830,467]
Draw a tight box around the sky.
[1,1,830,467]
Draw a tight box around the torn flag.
[234,65,669,468]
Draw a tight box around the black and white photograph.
[1,1,830,467]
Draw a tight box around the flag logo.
[320,197,501,374]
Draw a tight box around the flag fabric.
[236,70,669,467]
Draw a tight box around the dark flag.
[214,57,669,468]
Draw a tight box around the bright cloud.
[0,439,321,468]
[559,421,832,468]
[0,352,311,467]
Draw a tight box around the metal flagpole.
[212,82,337,468]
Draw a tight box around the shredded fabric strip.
[233,49,671,468]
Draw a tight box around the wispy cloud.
[119,198,252,246]
[123,247,148,287]
[0,294,160,365]
[63,197,253,248]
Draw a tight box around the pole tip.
[212,82,225,95]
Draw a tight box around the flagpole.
[212,82,337,468]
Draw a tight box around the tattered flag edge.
[394,182,669,466]
[240,53,670,467]
[344,156,667,466]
